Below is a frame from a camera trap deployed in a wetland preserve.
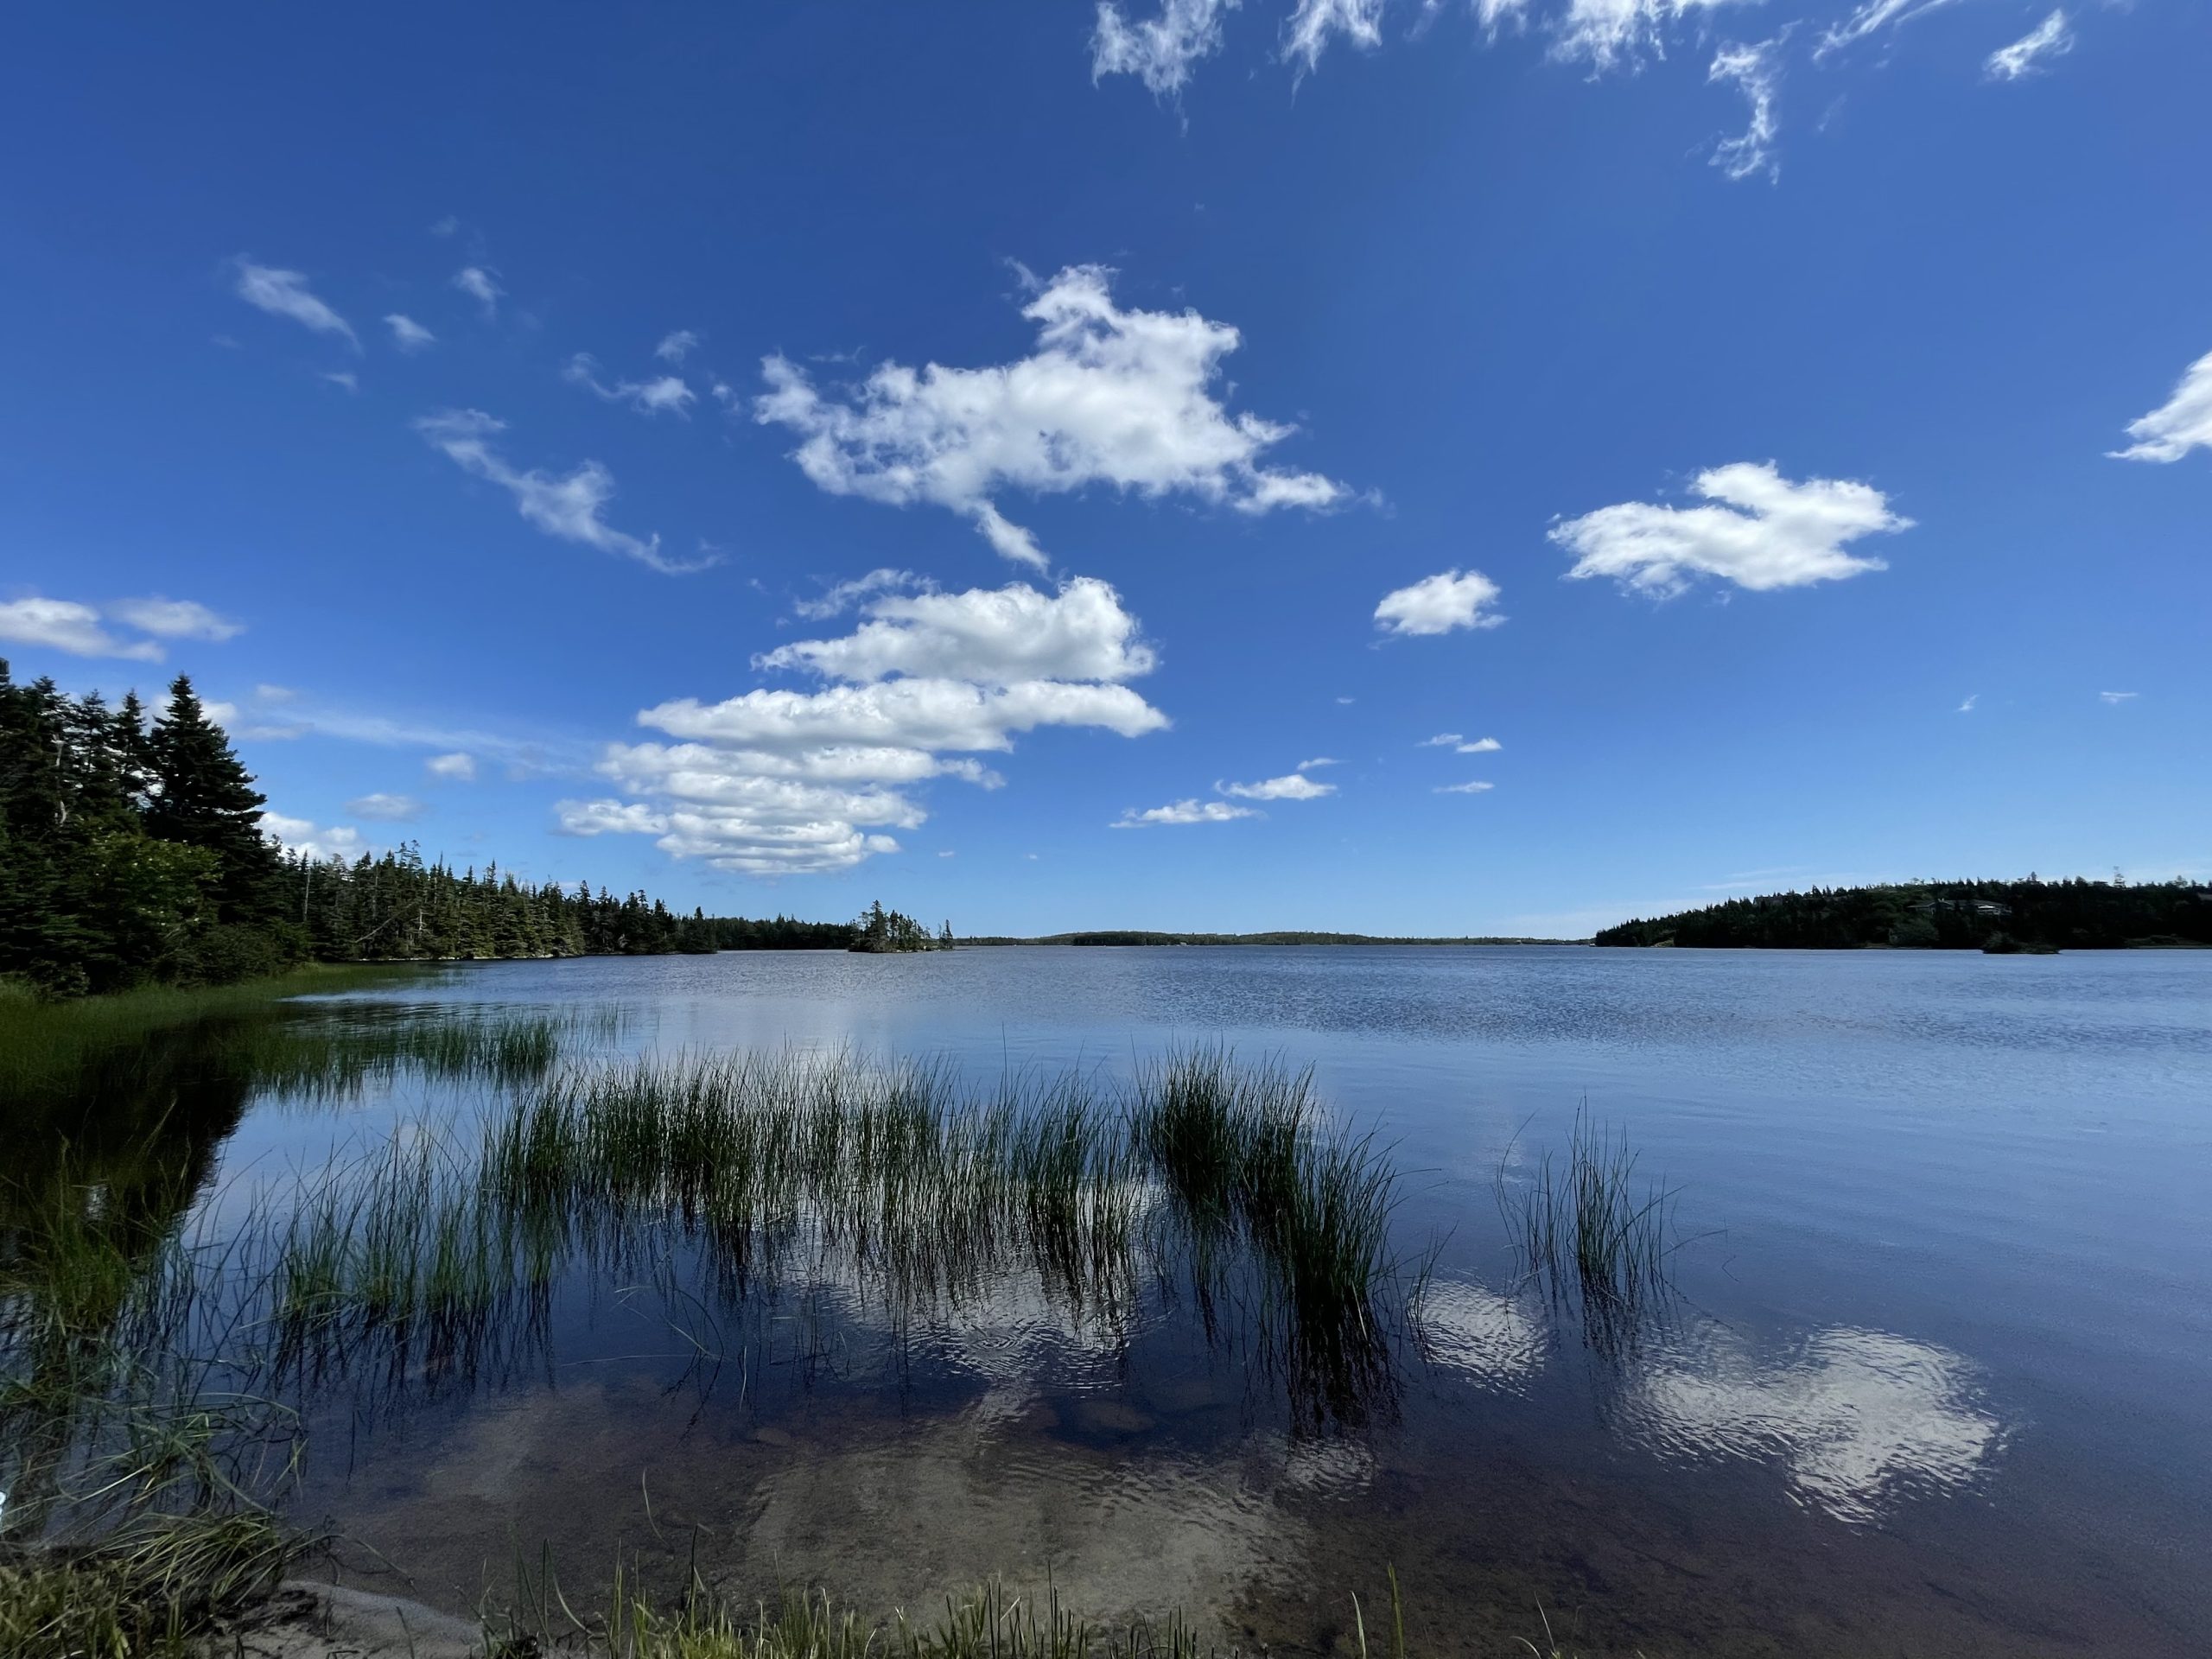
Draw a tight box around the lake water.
[27,946,2212,1655]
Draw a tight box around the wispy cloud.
[0,594,242,662]
[564,353,696,416]
[107,597,245,642]
[2100,690,2138,705]
[414,409,712,575]
[346,791,425,822]
[1710,36,1785,182]
[655,330,701,364]
[426,751,479,781]
[1434,780,1497,795]
[385,313,436,353]
[1985,9,2073,79]
[232,258,359,350]
[453,266,504,319]
[1956,693,1978,713]
[2110,349,2212,464]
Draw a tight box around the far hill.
[1594,877,2212,952]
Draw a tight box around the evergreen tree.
[146,677,279,924]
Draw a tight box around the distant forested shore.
[963,931,1573,947]
[1595,878,2212,952]
[0,660,938,997]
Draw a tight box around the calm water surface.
[96,950,2212,1652]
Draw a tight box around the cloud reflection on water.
[1625,1325,2005,1523]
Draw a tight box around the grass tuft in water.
[1497,1107,1677,1332]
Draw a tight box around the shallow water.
[19,946,2212,1655]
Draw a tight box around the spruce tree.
[147,676,279,923]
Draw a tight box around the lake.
[10,945,2211,1656]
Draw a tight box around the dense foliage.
[1593,878,2212,951]
[0,660,940,995]
[850,900,953,953]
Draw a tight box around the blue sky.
[3,1,2206,936]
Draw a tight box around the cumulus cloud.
[0,598,164,661]
[1435,779,1496,794]
[415,410,711,575]
[0,594,243,662]
[453,266,504,318]
[346,791,424,822]
[1458,736,1503,753]
[755,264,1346,568]
[232,259,359,350]
[385,313,436,353]
[260,812,367,861]
[1709,35,1784,182]
[1219,771,1336,800]
[1984,9,2073,79]
[2110,349,2212,464]
[426,751,479,780]
[1552,462,1908,597]
[107,597,245,642]
[758,577,1155,685]
[1091,0,1240,95]
[655,329,702,364]
[564,353,697,417]
[1375,569,1506,637]
[579,574,1169,874]
[1113,798,1257,827]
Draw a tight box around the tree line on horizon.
[0,661,935,997]
[1593,877,2212,951]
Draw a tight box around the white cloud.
[414,409,712,575]
[1984,9,2073,79]
[1434,779,1496,794]
[2110,349,2212,464]
[430,215,460,238]
[564,353,697,417]
[1457,736,1503,753]
[1295,756,1338,771]
[1554,0,1748,73]
[759,577,1154,686]
[255,683,296,702]
[108,597,245,642]
[586,574,1169,874]
[792,568,926,620]
[755,264,1346,567]
[655,330,701,364]
[1113,798,1257,827]
[1375,569,1506,637]
[1552,462,1907,597]
[426,751,479,780]
[1815,0,1959,60]
[1220,771,1337,800]
[453,266,504,318]
[260,811,367,862]
[385,313,436,353]
[1710,36,1784,182]
[232,258,359,350]
[322,371,359,393]
[1417,732,1463,747]
[1284,0,1387,74]
[1956,693,1977,714]
[0,597,162,661]
[1091,0,1240,95]
[346,791,424,822]
[2100,690,2137,704]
